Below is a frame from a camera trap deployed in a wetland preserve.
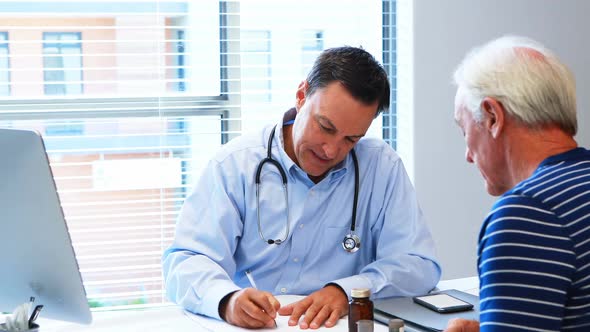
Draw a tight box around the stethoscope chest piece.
[342,233,361,253]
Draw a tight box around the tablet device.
[413,293,473,313]
[374,289,479,331]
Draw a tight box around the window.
[0,32,9,96]
[43,32,83,95]
[0,0,394,310]
[240,30,271,103]
[1,0,226,309]
[301,30,323,77]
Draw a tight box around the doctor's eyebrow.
[315,114,365,139]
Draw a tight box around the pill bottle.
[348,288,373,332]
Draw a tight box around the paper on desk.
[183,294,353,332]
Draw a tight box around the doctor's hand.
[278,285,348,329]
[220,288,280,329]
[444,318,480,332]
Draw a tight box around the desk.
[32,277,478,332]
[36,304,388,332]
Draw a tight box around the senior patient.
[446,35,590,332]
[163,46,441,330]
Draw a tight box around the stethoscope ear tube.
[256,126,289,245]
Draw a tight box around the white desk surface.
[29,277,478,332]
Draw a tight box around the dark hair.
[305,46,390,116]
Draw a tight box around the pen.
[245,270,259,289]
[245,270,277,328]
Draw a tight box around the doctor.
[163,46,441,329]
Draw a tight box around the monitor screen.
[0,128,92,324]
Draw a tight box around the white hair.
[453,35,577,135]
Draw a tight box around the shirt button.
[299,224,304,229]
[280,287,287,293]
[293,258,299,262]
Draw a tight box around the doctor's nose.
[321,141,339,160]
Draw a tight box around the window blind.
[0,0,393,309]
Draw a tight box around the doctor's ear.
[481,97,505,138]
[295,81,308,111]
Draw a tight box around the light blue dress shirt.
[162,115,441,320]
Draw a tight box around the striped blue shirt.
[478,147,590,332]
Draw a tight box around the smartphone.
[413,293,474,313]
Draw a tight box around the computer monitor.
[0,128,92,324]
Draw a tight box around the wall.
[400,0,590,279]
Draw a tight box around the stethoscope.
[255,125,361,253]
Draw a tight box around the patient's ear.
[481,97,505,139]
